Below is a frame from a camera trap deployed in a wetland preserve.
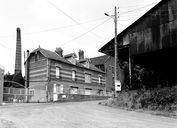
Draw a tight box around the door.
[53,84,58,101]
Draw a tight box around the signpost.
[115,80,121,92]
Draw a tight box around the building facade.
[99,0,177,85]
[90,55,124,92]
[90,55,114,92]
[25,47,106,102]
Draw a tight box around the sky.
[0,0,161,75]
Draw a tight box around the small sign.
[62,95,66,98]
[115,80,121,91]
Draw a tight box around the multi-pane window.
[70,86,78,94]
[85,88,92,95]
[72,70,76,81]
[53,84,63,94]
[85,73,91,83]
[56,67,60,78]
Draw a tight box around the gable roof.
[30,47,71,64]
[79,58,90,63]
[99,0,164,54]
[64,53,77,58]
[90,55,110,65]
[89,64,105,73]
[28,47,105,73]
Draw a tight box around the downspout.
[46,59,51,102]
[25,50,30,103]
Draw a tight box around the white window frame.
[56,67,60,78]
[98,76,101,85]
[72,70,76,81]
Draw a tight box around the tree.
[4,72,25,88]
[119,60,157,90]
[12,73,25,88]
[4,72,13,87]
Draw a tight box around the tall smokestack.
[14,27,22,74]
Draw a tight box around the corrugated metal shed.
[99,0,177,79]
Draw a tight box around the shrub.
[110,87,177,112]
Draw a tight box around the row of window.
[54,84,104,95]
[29,85,104,96]
[56,67,102,84]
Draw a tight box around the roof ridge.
[29,47,105,73]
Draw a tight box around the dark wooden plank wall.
[119,0,177,55]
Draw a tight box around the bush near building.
[101,87,177,113]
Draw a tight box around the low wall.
[54,94,109,102]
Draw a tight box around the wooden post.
[114,6,118,97]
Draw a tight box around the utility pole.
[114,6,118,90]
[105,6,119,96]
[114,6,120,97]
[129,47,132,89]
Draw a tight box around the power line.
[118,1,159,8]
[60,18,111,47]
[120,2,159,15]
[48,1,79,24]
[22,17,107,35]
[0,17,106,37]
[118,18,139,21]
[48,1,105,39]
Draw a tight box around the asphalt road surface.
[0,101,177,128]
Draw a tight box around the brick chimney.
[79,49,84,60]
[55,47,63,57]
[14,27,22,74]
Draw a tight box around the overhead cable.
[48,1,104,39]
[60,18,111,46]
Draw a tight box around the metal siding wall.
[128,0,177,55]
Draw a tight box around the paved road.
[0,101,177,128]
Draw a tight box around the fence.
[3,87,27,103]
[3,87,114,103]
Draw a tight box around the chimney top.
[55,47,63,57]
[16,27,21,31]
[79,49,84,60]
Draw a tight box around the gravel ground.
[0,101,177,128]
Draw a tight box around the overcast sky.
[0,0,161,75]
